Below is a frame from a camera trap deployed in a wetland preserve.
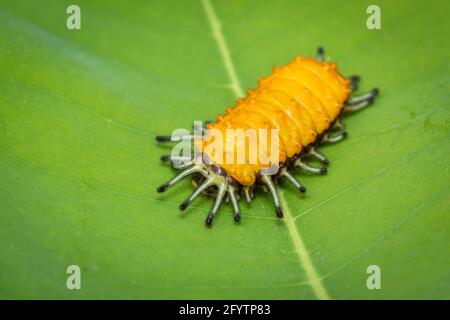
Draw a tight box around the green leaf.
[0,0,449,299]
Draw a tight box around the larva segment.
[156,47,379,226]
[250,89,316,150]
[251,88,322,146]
[292,58,350,102]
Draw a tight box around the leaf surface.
[0,0,449,299]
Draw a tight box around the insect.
[156,47,379,226]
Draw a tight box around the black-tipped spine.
[275,206,283,219]
[160,155,171,162]
[157,184,168,193]
[179,201,189,211]
[205,213,214,226]
[155,136,172,142]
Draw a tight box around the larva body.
[157,48,379,226]
[197,56,351,186]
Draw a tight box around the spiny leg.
[279,167,306,193]
[228,185,241,222]
[347,88,379,105]
[157,164,206,192]
[243,186,254,203]
[155,134,198,143]
[344,88,379,113]
[160,155,171,162]
[349,75,360,91]
[158,120,210,144]
[205,183,227,226]
[332,118,345,132]
[295,158,327,174]
[344,100,372,113]
[320,118,347,145]
[160,154,194,169]
[316,47,325,62]
[307,147,329,165]
[321,131,347,144]
[323,87,379,142]
[260,175,283,218]
[179,177,215,211]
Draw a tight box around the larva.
[156,47,379,226]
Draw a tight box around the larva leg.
[179,177,215,211]
[205,183,227,226]
[347,88,379,105]
[321,131,347,144]
[160,154,171,162]
[260,175,283,218]
[157,120,212,143]
[228,185,241,222]
[156,134,198,142]
[295,159,328,174]
[307,147,330,165]
[349,75,360,91]
[243,186,254,203]
[316,47,325,62]
[344,88,379,113]
[343,87,379,113]
[344,100,373,113]
[279,167,306,193]
[332,118,345,132]
[157,160,240,226]
[157,164,207,192]
[320,118,348,144]
[160,154,193,169]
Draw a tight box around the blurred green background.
[0,0,449,299]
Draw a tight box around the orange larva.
[156,47,379,226]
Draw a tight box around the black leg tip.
[342,132,348,138]
[371,88,380,96]
[323,159,330,165]
[320,167,328,174]
[234,213,241,222]
[156,136,171,142]
[299,186,307,193]
[157,185,167,193]
[275,206,283,219]
[160,155,171,162]
[179,202,189,211]
[205,214,214,226]
[350,75,360,81]
[317,47,324,55]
